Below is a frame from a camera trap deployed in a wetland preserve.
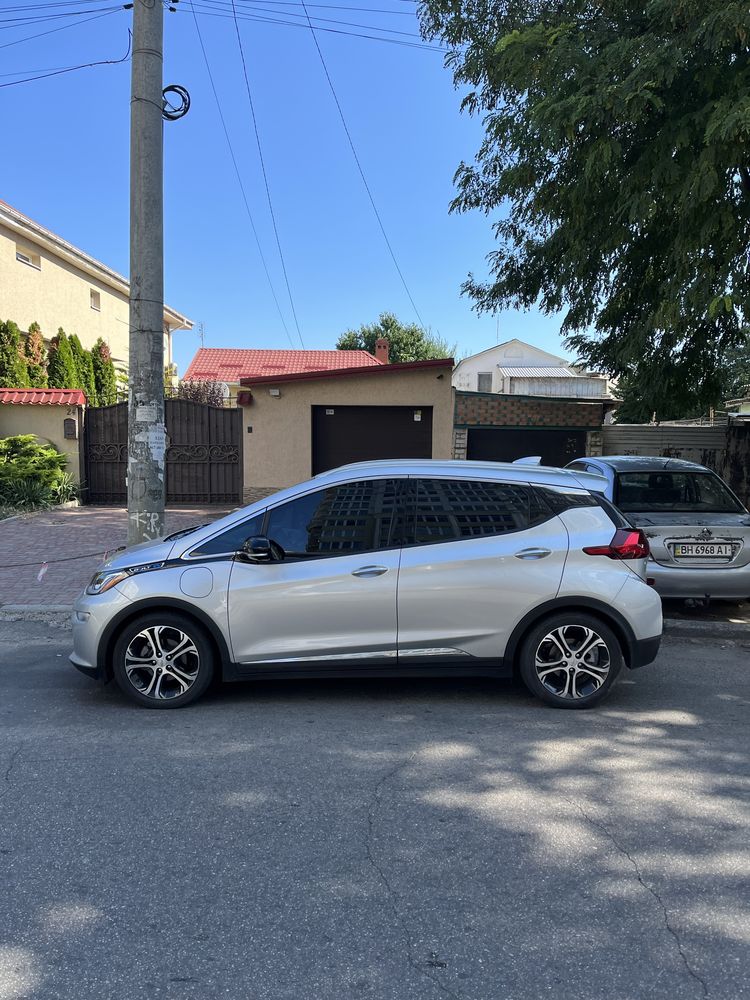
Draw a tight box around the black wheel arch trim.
[505,597,642,671]
[97,598,233,678]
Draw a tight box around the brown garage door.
[312,405,433,475]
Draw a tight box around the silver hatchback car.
[71,460,662,710]
[566,456,750,599]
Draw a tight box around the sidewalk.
[0,504,233,606]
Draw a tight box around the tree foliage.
[91,338,118,406]
[0,319,29,387]
[176,379,227,407]
[47,329,77,389]
[420,0,750,412]
[336,312,455,363]
[68,332,97,404]
[22,323,48,388]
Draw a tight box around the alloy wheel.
[124,625,200,701]
[534,624,611,700]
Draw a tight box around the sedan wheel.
[112,613,214,708]
[519,613,622,709]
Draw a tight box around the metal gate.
[311,405,433,475]
[84,400,243,504]
[466,427,587,466]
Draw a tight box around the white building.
[452,339,610,398]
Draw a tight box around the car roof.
[587,455,711,474]
[315,458,607,492]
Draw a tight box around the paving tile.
[0,505,234,606]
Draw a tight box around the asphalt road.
[1,619,748,1000]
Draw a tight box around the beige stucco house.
[0,200,192,372]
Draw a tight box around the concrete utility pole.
[128,0,165,545]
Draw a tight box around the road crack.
[0,742,24,804]
[365,752,460,1000]
[568,798,708,998]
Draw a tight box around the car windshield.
[615,471,743,513]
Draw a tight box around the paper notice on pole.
[136,403,158,422]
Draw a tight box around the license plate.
[673,543,733,558]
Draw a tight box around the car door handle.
[514,548,552,560]
[351,565,389,578]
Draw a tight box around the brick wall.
[455,391,604,430]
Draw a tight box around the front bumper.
[70,587,132,681]
[649,561,750,599]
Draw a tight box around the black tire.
[518,612,623,709]
[111,612,215,709]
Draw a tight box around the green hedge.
[0,435,76,509]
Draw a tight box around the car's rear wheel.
[518,613,622,709]
[111,612,214,709]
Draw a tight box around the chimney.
[375,338,389,364]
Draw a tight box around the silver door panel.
[228,551,400,663]
[396,517,568,660]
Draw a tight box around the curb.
[0,604,73,614]
[664,618,750,641]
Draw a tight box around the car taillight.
[583,528,650,560]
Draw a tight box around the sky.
[1,0,570,376]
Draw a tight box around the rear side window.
[406,479,553,546]
[190,512,265,557]
[539,488,599,515]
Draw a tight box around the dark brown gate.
[311,404,433,475]
[84,400,243,504]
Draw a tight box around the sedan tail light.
[583,528,650,560]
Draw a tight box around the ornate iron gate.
[84,400,243,505]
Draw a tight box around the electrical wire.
[0,27,130,88]
[0,7,120,50]
[178,6,445,51]
[298,0,426,326]
[190,2,425,37]
[0,548,123,570]
[229,0,305,347]
[190,3,298,347]
[192,0,417,15]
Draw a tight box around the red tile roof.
[237,358,454,398]
[0,388,86,406]
[184,348,382,383]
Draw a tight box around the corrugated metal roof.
[497,366,583,378]
[184,348,382,382]
[0,388,86,406]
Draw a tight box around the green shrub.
[0,319,29,387]
[0,435,68,509]
[47,329,77,388]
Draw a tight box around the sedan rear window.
[615,472,743,513]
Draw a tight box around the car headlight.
[85,562,164,596]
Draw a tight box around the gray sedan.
[566,455,750,599]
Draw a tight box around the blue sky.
[1,0,569,374]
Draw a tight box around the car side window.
[409,479,550,546]
[265,479,400,559]
[190,512,265,557]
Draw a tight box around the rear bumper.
[629,634,661,669]
[649,562,750,599]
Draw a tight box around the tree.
[177,379,227,407]
[336,312,455,363]
[420,1,750,412]
[91,338,117,406]
[47,329,77,389]
[68,333,97,404]
[0,319,29,387]
[22,323,47,388]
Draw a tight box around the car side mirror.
[239,535,284,563]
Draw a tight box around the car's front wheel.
[518,613,622,709]
[111,612,215,709]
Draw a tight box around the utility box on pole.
[128,0,165,544]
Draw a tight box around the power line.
[190,3,298,347]
[190,1,425,37]
[0,6,121,28]
[0,7,120,50]
[180,6,445,51]
[298,0,426,327]
[229,0,305,347]
[0,27,130,88]
[193,0,418,15]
